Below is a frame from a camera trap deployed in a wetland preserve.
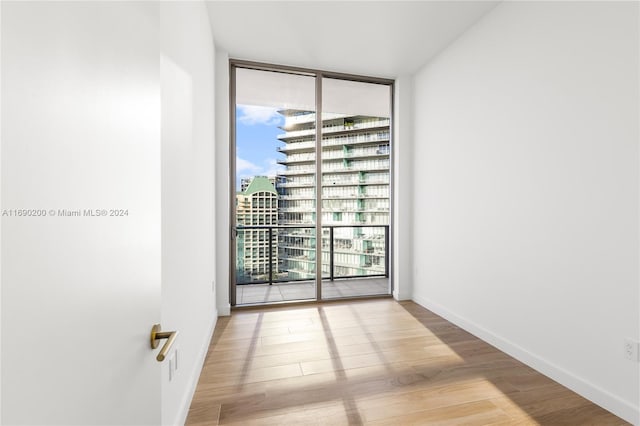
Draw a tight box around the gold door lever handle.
[150,324,178,362]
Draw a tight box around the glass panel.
[321,78,391,299]
[234,68,316,305]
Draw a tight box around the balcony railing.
[235,225,389,285]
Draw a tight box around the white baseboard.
[412,295,639,425]
[175,309,218,426]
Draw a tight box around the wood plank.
[185,299,629,426]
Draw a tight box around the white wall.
[412,2,639,423]
[214,49,231,316]
[1,2,218,424]
[392,76,414,300]
[2,2,163,424]
[0,3,3,421]
[160,2,217,425]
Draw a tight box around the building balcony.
[277,181,315,188]
[278,168,316,176]
[320,178,389,187]
[277,141,316,153]
[278,137,390,155]
[235,224,390,292]
[322,149,389,160]
[280,112,344,128]
[278,128,316,140]
[321,120,390,135]
[278,244,316,251]
[275,220,315,225]
[278,120,390,141]
[235,277,389,305]
[278,207,315,212]
[321,164,390,173]
[277,156,315,165]
[282,112,316,126]
[322,133,390,147]
[278,195,315,200]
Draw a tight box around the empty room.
[1,1,638,425]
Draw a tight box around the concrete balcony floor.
[236,277,389,305]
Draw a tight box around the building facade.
[276,109,390,281]
[235,176,279,283]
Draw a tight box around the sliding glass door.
[231,62,392,306]
[320,78,391,299]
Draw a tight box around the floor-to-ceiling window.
[231,61,393,306]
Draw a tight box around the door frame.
[228,59,395,307]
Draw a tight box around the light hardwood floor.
[186,299,628,425]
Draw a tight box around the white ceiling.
[205,1,500,78]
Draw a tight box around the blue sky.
[236,104,286,188]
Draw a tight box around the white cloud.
[236,157,261,175]
[237,105,283,126]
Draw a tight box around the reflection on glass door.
[232,63,392,306]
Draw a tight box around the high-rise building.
[235,176,279,283]
[276,110,390,281]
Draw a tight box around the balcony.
[320,177,389,187]
[321,149,389,161]
[322,132,390,147]
[278,168,316,176]
[235,277,389,305]
[278,119,390,141]
[321,119,390,135]
[278,128,316,140]
[321,163,390,173]
[277,181,315,188]
[278,194,315,200]
[277,141,316,153]
[277,154,316,165]
[235,225,390,302]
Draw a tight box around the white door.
[2,2,162,424]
